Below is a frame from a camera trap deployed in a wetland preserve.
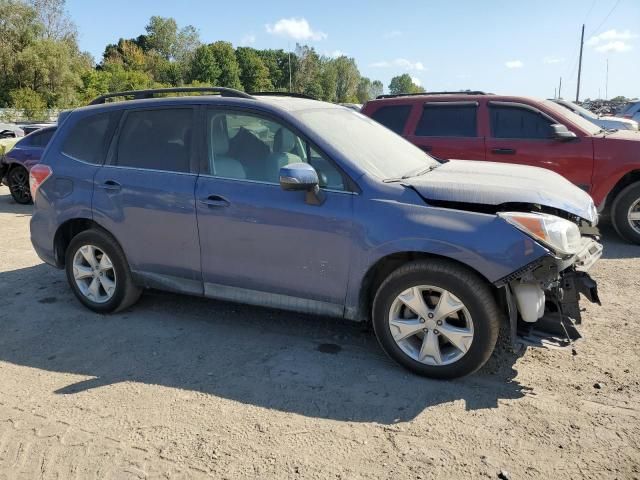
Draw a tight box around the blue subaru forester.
[30,88,602,378]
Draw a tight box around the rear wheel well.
[356,252,496,323]
[604,170,640,214]
[53,219,103,267]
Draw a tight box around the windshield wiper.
[383,164,440,183]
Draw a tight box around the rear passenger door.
[369,104,412,135]
[92,107,203,294]
[405,101,485,159]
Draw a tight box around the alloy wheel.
[388,286,474,366]
[72,245,117,303]
[628,198,640,235]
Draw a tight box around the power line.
[587,0,621,38]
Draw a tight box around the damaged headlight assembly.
[498,211,582,256]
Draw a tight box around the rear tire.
[8,166,32,204]
[611,182,640,245]
[372,260,500,379]
[65,229,142,313]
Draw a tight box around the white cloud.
[586,29,637,53]
[265,18,327,41]
[410,76,422,86]
[370,58,425,71]
[383,30,403,39]
[505,60,524,69]
[586,29,637,46]
[595,41,632,53]
[326,50,346,58]
[240,34,256,46]
[543,56,564,64]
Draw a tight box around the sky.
[66,0,640,100]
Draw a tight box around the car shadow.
[0,190,32,215]
[598,221,639,259]
[0,263,531,424]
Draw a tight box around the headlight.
[498,212,582,256]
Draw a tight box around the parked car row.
[0,125,57,204]
[361,91,640,244]
[551,98,638,131]
[23,87,604,379]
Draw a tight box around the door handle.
[420,145,433,152]
[491,148,516,155]
[199,195,230,208]
[98,180,122,192]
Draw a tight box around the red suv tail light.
[29,164,53,199]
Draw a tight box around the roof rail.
[89,87,253,105]
[376,91,490,99]
[250,91,317,100]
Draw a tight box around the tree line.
[0,0,424,119]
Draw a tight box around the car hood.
[405,160,598,224]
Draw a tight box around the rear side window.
[370,105,411,134]
[28,129,56,147]
[62,112,116,164]
[115,108,193,173]
[490,106,553,139]
[415,104,477,137]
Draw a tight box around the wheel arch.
[602,170,640,214]
[353,251,498,323]
[53,217,124,268]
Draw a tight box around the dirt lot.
[0,184,638,479]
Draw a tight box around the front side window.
[115,108,193,173]
[490,106,553,139]
[370,105,412,134]
[206,110,346,190]
[62,112,115,164]
[415,104,477,137]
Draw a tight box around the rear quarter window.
[61,111,118,164]
[370,104,412,134]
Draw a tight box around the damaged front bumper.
[497,236,603,349]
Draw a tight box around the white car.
[551,99,639,131]
[617,101,640,124]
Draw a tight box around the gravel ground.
[0,184,638,479]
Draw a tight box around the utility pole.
[576,24,585,102]
[554,88,557,99]
[558,77,562,98]
[605,58,609,99]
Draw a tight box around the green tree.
[334,56,360,102]
[388,74,423,95]
[9,87,47,119]
[0,0,43,106]
[293,45,323,98]
[256,49,292,91]
[235,47,272,92]
[187,44,220,84]
[28,0,76,41]
[356,77,371,103]
[319,58,338,102]
[145,16,199,62]
[210,41,241,89]
[370,79,383,98]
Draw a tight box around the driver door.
[195,108,354,315]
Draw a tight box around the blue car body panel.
[31,96,551,321]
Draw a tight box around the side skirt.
[204,282,345,318]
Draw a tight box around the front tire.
[65,229,142,313]
[372,260,500,379]
[8,166,32,204]
[612,182,640,245]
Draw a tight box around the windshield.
[543,100,602,135]
[298,108,438,179]
[564,100,597,119]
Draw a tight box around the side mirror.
[279,162,325,205]
[551,124,577,141]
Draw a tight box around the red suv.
[362,92,640,244]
